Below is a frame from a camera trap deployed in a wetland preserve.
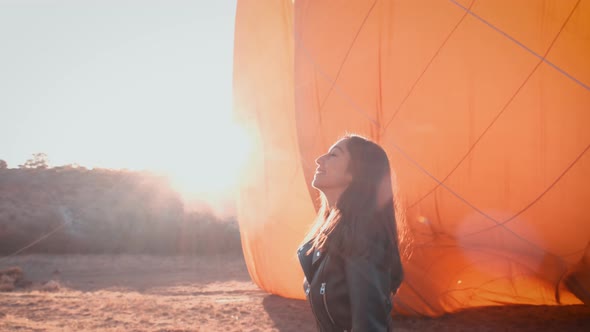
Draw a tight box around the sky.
[0,0,249,196]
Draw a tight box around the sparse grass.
[1,255,589,332]
[0,254,315,332]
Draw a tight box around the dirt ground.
[1,254,589,331]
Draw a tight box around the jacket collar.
[297,239,326,282]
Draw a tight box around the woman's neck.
[322,188,343,209]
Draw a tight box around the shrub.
[0,168,242,256]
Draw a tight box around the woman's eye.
[329,153,336,157]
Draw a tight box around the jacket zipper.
[307,286,321,328]
[320,282,337,326]
[308,251,327,330]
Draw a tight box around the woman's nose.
[315,154,324,166]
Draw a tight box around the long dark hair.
[304,134,402,260]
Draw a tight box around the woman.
[297,134,404,332]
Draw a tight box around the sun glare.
[164,119,255,199]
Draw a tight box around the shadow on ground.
[394,304,590,332]
[1,253,251,292]
[262,293,590,332]
[263,294,316,332]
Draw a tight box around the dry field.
[1,254,589,331]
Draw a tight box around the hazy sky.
[0,0,238,174]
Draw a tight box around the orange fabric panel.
[233,0,316,299]
[234,0,590,316]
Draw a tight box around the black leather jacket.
[297,233,403,332]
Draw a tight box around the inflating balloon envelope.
[233,0,590,316]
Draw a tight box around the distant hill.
[0,167,241,255]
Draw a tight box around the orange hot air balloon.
[233,0,590,316]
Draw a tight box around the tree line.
[0,154,241,256]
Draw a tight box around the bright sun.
[55,108,256,206]
[163,119,255,199]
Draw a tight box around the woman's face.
[312,139,353,191]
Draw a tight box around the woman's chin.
[311,179,323,190]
